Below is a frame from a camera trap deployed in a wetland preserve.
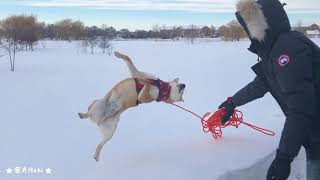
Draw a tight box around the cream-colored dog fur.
[237,0,269,41]
[78,52,185,161]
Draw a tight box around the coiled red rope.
[170,103,275,139]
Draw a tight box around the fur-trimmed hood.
[236,0,269,42]
[235,0,291,56]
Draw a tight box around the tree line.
[0,14,247,45]
[41,19,246,41]
[0,14,248,71]
[0,15,43,71]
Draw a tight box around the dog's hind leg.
[94,113,120,162]
[78,100,99,120]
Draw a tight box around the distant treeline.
[42,19,247,41]
[0,14,247,71]
[0,14,249,44]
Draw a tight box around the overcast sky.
[0,0,319,30]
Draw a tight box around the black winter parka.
[233,0,320,157]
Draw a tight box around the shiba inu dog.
[78,52,186,161]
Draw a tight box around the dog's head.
[164,78,186,103]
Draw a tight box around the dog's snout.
[180,84,186,89]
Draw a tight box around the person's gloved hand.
[218,97,236,125]
[267,150,294,180]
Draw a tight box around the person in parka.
[218,0,320,179]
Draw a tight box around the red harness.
[134,78,171,104]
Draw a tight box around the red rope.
[170,103,275,139]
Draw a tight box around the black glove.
[218,97,236,125]
[267,150,294,180]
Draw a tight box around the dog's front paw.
[93,154,100,162]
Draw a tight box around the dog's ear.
[173,78,179,83]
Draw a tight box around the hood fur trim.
[237,0,269,41]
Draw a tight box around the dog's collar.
[155,79,171,102]
[134,78,171,105]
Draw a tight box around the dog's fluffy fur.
[237,0,269,42]
[78,52,185,161]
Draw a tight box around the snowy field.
[0,39,319,180]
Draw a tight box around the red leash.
[170,103,276,139]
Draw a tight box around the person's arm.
[232,76,269,107]
[219,76,269,124]
[275,47,317,157]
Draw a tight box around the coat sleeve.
[275,44,318,157]
[232,76,269,107]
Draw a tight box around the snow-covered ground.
[0,39,319,180]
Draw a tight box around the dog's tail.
[114,51,157,80]
[114,51,140,77]
[114,51,132,63]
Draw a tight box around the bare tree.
[228,20,245,41]
[70,20,85,40]
[88,37,98,55]
[0,15,43,71]
[187,24,199,44]
[171,26,179,40]
[99,24,113,55]
[159,24,168,39]
[210,25,217,38]
[0,36,17,71]
[152,24,160,41]
[86,26,99,55]
[118,29,131,39]
[0,27,4,54]
[53,19,73,41]
[43,24,55,40]
[0,34,6,58]
[217,25,226,38]
[104,25,117,39]
[52,19,85,41]
[0,16,21,71]
[77,40,89,54]
[15,15,42,51]
[218,20,246,41]
[99,37,113,55]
